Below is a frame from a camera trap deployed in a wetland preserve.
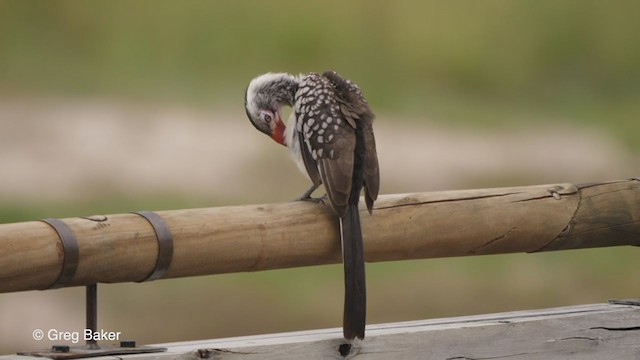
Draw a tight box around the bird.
[244,71,379,340]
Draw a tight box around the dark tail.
[340,202,366,340]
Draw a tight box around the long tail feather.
[340,202,366,340]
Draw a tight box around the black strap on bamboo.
[40,218,80,289]
[131,211,174,282]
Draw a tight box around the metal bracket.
[85,285,99,350]
[131,211,174,282]
[19,217,169,359]
[18,283,167,358]
[40,218,80,289]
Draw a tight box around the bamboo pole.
[0,179,639,293]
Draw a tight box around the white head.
[244,72,299,146]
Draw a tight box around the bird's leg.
[296,184,319,200]
[295,184,326,204]
[311,193,329,204]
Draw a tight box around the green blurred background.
[1,0,639,354]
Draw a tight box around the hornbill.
[244,71,379,340]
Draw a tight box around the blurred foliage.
[1,0,639,145]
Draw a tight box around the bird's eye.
[259,111,273,124]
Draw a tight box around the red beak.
[271,112,287,146]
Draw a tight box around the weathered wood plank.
[3,303,638,359]
[129,302,639,360]
[1,180,639,293]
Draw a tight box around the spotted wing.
[294,73,356,217]
[322,71,379,214]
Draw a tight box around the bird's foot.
[296,193,327,205]
[294,184,321,202]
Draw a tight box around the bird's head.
[244,72,299,146]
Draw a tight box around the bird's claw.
[296,193,327,205]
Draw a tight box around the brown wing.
[361,119,379,213]
[322,71,379,214]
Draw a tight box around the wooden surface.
[1,179,639,293]
[5,302,638,359]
